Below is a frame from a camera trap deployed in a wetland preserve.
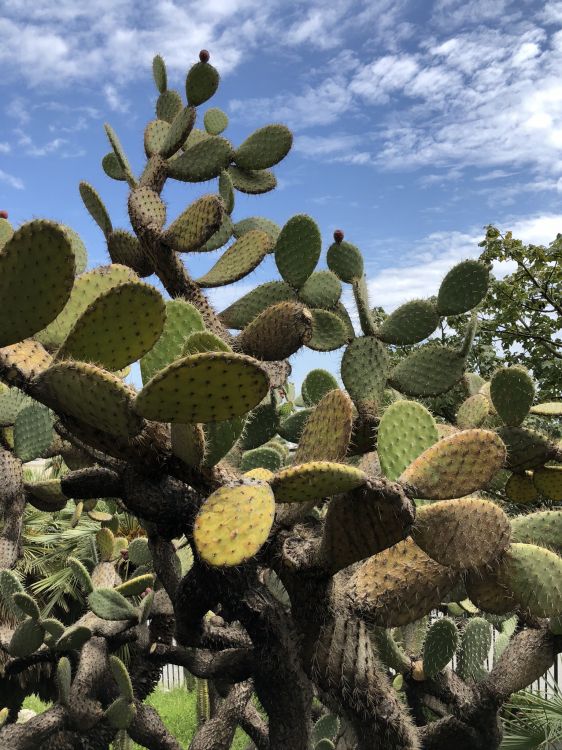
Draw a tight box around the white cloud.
[0,170,24,190]
[103,84,130,113]
[15,129,67,157]
[0,143,11,154]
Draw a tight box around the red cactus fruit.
[333,229,344,243]
[0,211,8,220]
[199,50,210,63]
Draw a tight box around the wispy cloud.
[0,170,24,190]
[0,143,11,154]
[103,84,130,114]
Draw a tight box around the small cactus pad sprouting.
[34,361,143,438]
[412,497,510,569]
[436,260,490,316]
[0,221,75,347]
[204,107,229,135]
[135,352,268,423]
[193,482,275,566]
[377,400,438,481]
[490,367,535,426]
[275,215,322,290]
[171,423,206,467]
[307,309,349,352]
[197,230,272,287]
[57,282,166,371]
[293,389,353,464]
[457,617,492,682]
[270,461,367,503]
[399,429,506,500]
[239,446,283,473]
[378,300,439,345]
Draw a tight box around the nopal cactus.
[0,50,560,750]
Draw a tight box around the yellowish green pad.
[163,194,223,253]
[399,429,506,500]
[193,482,275,566]
[505,472,539,504]
[197,230,272,287]
[57,282,165,370]
[34,361,143,438]
[498,543,562,618]
[533,466,562,500]
[36,264,136,349]
[293,389,353,463]
[0,221,75,347]
[270,461,367,503]
[0,339,52,381]
[456,393,489,429]
[243,468,274,481]
[378,400,437,481]
[135,351,268,423]
[171,423,206,467]
[530,402,562,416]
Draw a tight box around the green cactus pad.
[436,260,490,316]
[197,230,272,287]
[163,195,223,253]
[161,106,196,159]
[67,557,94,594]
[511,510,562,551]
[102,152,126,181]
[234,125,292,171]
[55,624,92,651]
[9,617,45,657]
[498,543,562,618]
[13,404,54,462]
[87,589,138,621]
[377,299,439,345]
[201,215,234,252]
[79,182,113,237]
[240,404,279,451]
[201,417,245,467]
[341,337,389,409]
[308,309,349,352]
[457,617,491,681]
[56,657,72,705]
[412,497,510,569]
[294,390,353,464]
[204,107,228,135]
[109,655,134,701]
[115,574,155,598]
[534,466,562,500]
[34,361,143,438]
[96,527,115,562]
[233,217,281,244]
[301,370,339,406]
[60,226,87,275]
[193,482,275,566]
[105,697,137,731]
[348,538,458,627]
[57,282,165,371]
[0,221,75,347]
[25,479,68,512]
[171,422,206,467]
[228,166,277,194]
[456,393,489,429]
[298,271,342,310]
[107,230,152,278]
[144,119,170,157]
[36,264,136,349]
[423,618,459,679]
[156,89,182,122]
[505,472,539,504]
[498,426,559,471]
[128,187,166,231]
[218,170,235,214]
[378,401,437,481]
[135,351,268,423]
[0,570,24,619]
[128,538,152,567]
[270,461,367,503]
[152,54,167,93]
[274,214,321,290]
[140,299,204,385]
[104,124,135,185]
[239,447,283,473]
[182,331,231,356]
[371,628,411,673]
[237,302,313,360]
[326,240,363,283]
[490,367,535,426]
[186,59,220,106]
[389,345,466,398]
[12,592,40,620]
[0,387,34,426]
[167,136,232,182]
[219,282,297,329]
[399,429,506,500]
[278,408,314,443]
[312,714,339,746]
[530,402,562,416]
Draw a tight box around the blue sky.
[2,0,562,385]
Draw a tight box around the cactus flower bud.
[333,229,344,243]
[199,50,210,63]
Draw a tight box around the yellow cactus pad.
[270,461,367,503]
[34,361,143,438]
[0,340,52,383]
[243,467,274,481]
[193,482,275,566]
[399,429,506,500]
[171,423,206,467]
[293,389,353,464]
[530,402,562,416]
[134,351,268,423]
[533,466,562,501]
[505,472,539,504]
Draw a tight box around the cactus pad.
[237,302,312,360]
[423,618,458,678]
[530,402,562,416]
[144,119,170,157]
[135,352,268,423]
[239,404,279,451]
[168,136,232,182]
[293,390,353,464]
[399,429,506,500]
[239,447,283,473]
[186,59,220,106]
[378,300,439,345]
[456,393,489,429]
[244,467,274,481]
[377,400,437,481]
[278,408,314,444]
[0,221,75,347]
[115,574,155,598]
[25,479,68,512]
[204,107,229,135]
[233,217,281,244]
[107,230,152,277]
[57,282,165,371]
[341,337,389,409]
[202,417,246,467]
[302,370,339,406]
[219,282,297,329]
[326,240,363,283]
[389,345,466,398]
[88,589,138,621]
[79,182,113,237]
[505,472,539,504]
[436,260,489,316]
[298,271,342,310]
[308,310,349,351]
[9,617,45,658]
[163,195,223,253]
[128,538,152,568]
[228,166,276,194]
[275,215,321,290]
[511,510,562,551]
[161,106,196,159]
[533,466,562,501]
[0,340,51,385]
[102,152,126,181]
[193,482,275,566]
[152,55,167,93]
[498,426,558,471]
[490,367,535,426]
[13,403,54,462]
[234,125,292,171]
[197,230,272,287]
[34,361,143,438]
[270,461,367,503]
[67,557,94,594]
[498,542,562,618]
[412,497,510,569]
[457,617,491,681]
[156,90,182,123]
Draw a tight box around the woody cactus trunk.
[0,51,561,750]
